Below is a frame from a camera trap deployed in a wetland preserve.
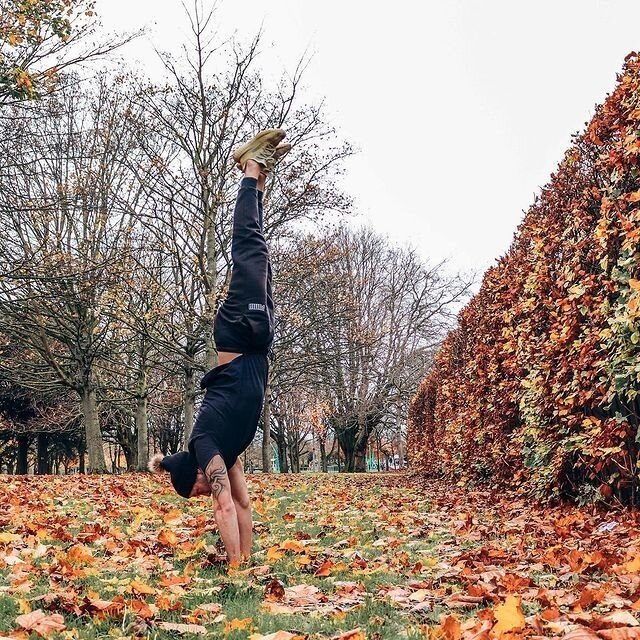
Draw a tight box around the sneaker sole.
[232,129,286,163]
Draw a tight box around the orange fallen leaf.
[66,544,94,565]
[314,560,333,577]
[158,528,179,547]
[163,509,183,524]
[441,614,462,640]
[280,539,305,553]
[329,629,365,640]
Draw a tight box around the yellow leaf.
[224,618,252,633]
[492,595,525,638]
[129,579,156,595]
[623,555,640,573]
[266,546,284,562]
[0,532,21,543]
[17,599,31,614]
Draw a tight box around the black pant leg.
[257,192,275,332]
[214,177,274,353]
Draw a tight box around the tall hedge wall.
[408,53,640,504]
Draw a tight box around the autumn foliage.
[408,53,640,504]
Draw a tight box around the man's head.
[148,452,198,498]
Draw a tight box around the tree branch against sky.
[0,0,138,105]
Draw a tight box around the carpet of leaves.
[1,473,640,640]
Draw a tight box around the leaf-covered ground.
[1,473,640,640]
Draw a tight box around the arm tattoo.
[205,459,227,500]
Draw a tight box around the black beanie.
[158,451,198,498]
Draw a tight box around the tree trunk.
[16,436,29,474]
[319,439,328,472]
[396,418,405,469]
[182,370,195,450]
[79,446,86,473]
[354,447,366,472]
[288,437,299,473]
[276,434,288,473]
[262,375,272,473]
[36,434,49,474]
[80,387,107,473]
[136,394,149,471]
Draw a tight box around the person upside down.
[149,129,290,566]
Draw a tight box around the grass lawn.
[1,472,639,639]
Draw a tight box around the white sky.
[97,0,640,286]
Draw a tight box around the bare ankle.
[244,159,261,179]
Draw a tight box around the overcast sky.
[97,0,640,286]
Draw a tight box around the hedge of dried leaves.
[408,53,640,504]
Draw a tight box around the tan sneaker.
[233,129,286,172]
[235,142,292,172]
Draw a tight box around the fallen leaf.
[158,529,179,547]
[492,595,525,638]
[329,629,365,640]
[16,610,66,636]
[248,632,304,640]
[157,622,207,635]
[224,618,253,633]
[598,629,640,640]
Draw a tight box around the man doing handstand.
[149,129,290,566]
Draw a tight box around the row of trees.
[409,53,640,504]
[0,1,471,474]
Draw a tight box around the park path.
[0,472,639,639]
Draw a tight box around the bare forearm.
[205,457,241,565]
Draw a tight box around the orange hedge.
[408,53,640,504]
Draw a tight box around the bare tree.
[269,227,473,472]
[0,75,147,472]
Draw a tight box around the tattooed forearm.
[205,459,227,499]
